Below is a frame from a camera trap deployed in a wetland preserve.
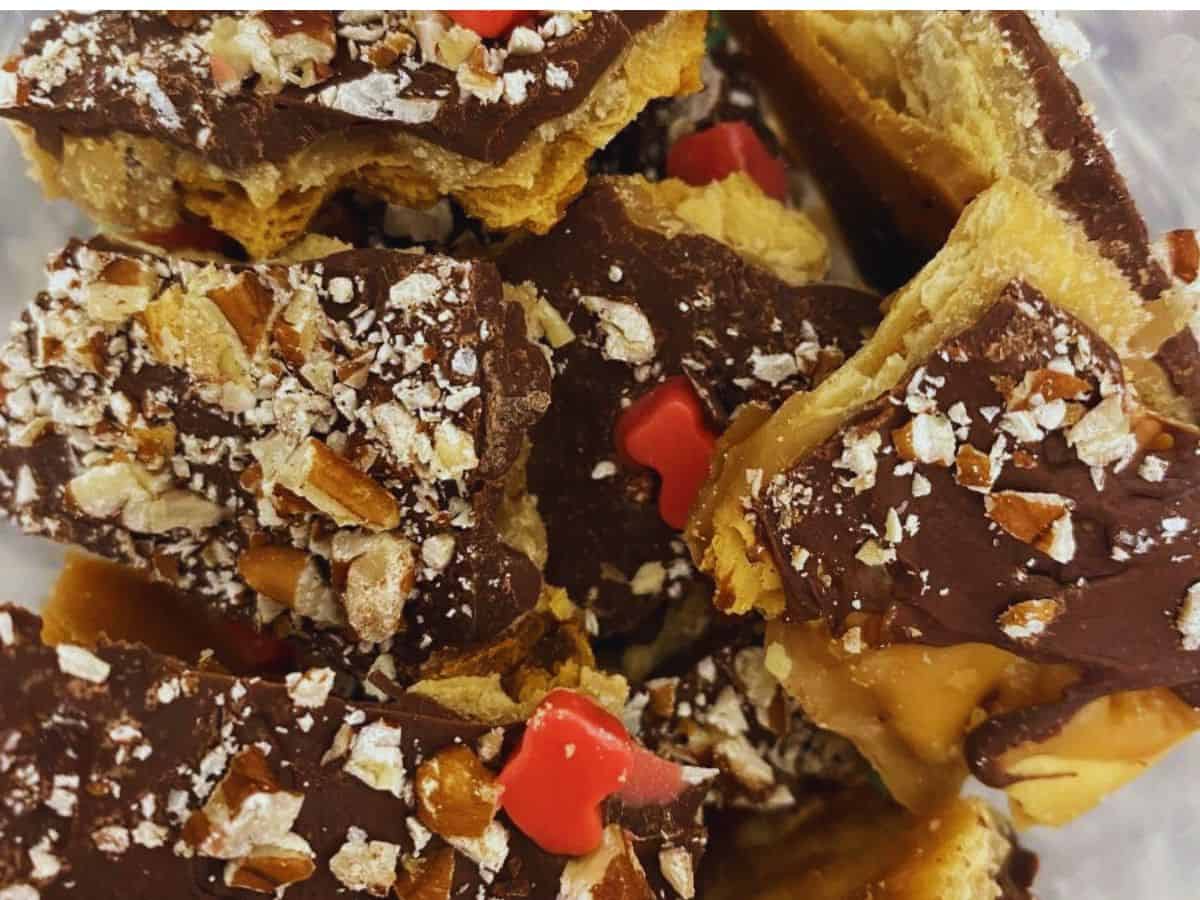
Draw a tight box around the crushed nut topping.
[1,11,601,159]
[558,825,652,900]
[343,721,407,798]
[997,598,1064,643]
[415,746,502,839]
[985,491,1076,564]
[55,644,110,683]
[181,748,305,860]
[0,239,549,656]
[757,286,1200,686]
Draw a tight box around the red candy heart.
[497,689,684,856]
[445,10,529,38]
[666,120,790,201]
[498,689,632,855]
[615,377,717,530]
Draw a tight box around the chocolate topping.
[498,180,879,638]
[992,12,1169,301]
[997,843,1040,900]
[0,605,711,898]
[757,283,1200,775]
[0,239,550,681]
[0,12,662,171]
[728,12,1170,299]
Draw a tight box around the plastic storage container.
[0,11,1197,899]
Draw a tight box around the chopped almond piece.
[558,825,653,900]
[394,847,455,900]
[985,491,1076,563]
[416,745,502,839]
[208,272,275,354]
[181,748,304,860]
[223,835,316,893]
[340,532,416,642]
[997,597,1064,643]
[237,545,312,606]
[132,423,177,469]
[954,444,997,492]
[1008,368,1091,410]
[891,413,956,466]
[84,257,161,324]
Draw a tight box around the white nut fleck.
[630,561,667,596]
[344,721,406,797]
[56,644,111,684]
[659,846,696,899]
[446,821,509,883]
[1178,583,1200,651]
[581,296,656,364]
[328,832,400,897]
[285,668,335,708]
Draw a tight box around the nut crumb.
[285,667,335,708]
[56,644,111,683]
[1178,583,1200,651]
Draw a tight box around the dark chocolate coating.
[498,180,879,637]
[726,12,1169,299]
[1157,326,1200,420]
[992,12,1168,301]
[757,283,1200,778]
[0,239,549,683]
[0,605,710,898]
[0,12,663,171]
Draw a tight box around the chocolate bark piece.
[758,284,1200,765]
[691,177,1158,625]
[0,12,707,256]
[497,176,879,638]
[0,605,712,899]
[690,177,1196,824]
[727,12,1169,297]
[0,238,551,676]
[628,630,866,812]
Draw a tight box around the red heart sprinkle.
[615,376,717,530]
[445,10,530,38]
[666,120,790,201]
[497,689,684,855]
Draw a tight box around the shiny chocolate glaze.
[758,283,1200,778]
[498,180,879,638]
